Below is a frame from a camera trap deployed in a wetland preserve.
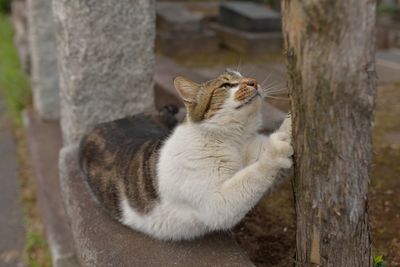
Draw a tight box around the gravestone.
[219,2,281,32]
[27,0,59,120]
[156,2,218,56]
[52,0,156,145]
[212,2,282,54]
[157,2,203,33]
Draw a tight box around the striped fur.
[79,107,178,219]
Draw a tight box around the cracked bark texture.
[281,0,376,266]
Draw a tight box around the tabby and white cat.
[79,70,293,241]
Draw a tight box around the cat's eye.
[220,82,238,89]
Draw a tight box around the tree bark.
[281,1,376,266]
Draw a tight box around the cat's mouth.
[235,92,260,109]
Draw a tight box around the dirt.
[232,84,400,266]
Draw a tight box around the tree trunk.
[281,1,376,266]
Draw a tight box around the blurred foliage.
[374,255,387,267]
[377,3,397,15]
[0,13,31,126]
[0,0,11,14]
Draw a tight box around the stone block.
[210,22,282,54]
[156,30,219,57]
[27,0,59,120]
[24,109,79,267]
[219,2,281,32]
[11,0,30,74]
[52,0,156,145]
[157,2,203,33]
[59,144,254,267]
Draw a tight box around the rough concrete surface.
[0,97,25,267]
[52,0,156,145]
[27,0,59,119]
[219,2,281,32]
[24,109,79,267]
[211,22,283,54]
[59,144,254,267]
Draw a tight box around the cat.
[79,70,293,241]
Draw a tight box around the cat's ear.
[174,76,200,104]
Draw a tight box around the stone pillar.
[52,0,156,145]
[27,0,59,120]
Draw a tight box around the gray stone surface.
[27,0,59,120]
[59,144,254,267]
[11,0,30,74]
[52,0,156,145]
[156,2,218,57]
[210,23,283,54]
[219,2,281,32]
[156,30,218,57]
[0,97,25,267]
[157,2,203,33]
[376,49,400,84]
[24,109,79,267]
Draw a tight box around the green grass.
[0,13,31,126]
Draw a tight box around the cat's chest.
[199,144,245,175]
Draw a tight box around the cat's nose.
[244,78,257,88]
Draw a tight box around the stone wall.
[27,0,59,120]
[52,0,156,145]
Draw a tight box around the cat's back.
[79,109,177,219]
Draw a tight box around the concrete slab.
[0,97,25,267]
[219,2,281,32]
[59,144,254,267]
[157,2,203,33]
[156,30,218,57]
[376,49,400,84]
[24,109,79,267]
[210,23,282,54]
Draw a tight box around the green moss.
[0,14,31,126]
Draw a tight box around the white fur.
[120,84,293,240]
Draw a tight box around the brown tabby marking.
[234,78,258,102]
[80,109,177,218]
[187,71,242,122]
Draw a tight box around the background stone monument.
[27,0,59,120]
[52,0,156,145]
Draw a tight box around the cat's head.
[173,70,261,129]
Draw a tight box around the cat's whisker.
[263,95,290,101]
[262,82,286,92]
[236,57,243,73]
[260,73,272,87]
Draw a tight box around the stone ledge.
[24,109,79,267]
[59,144,254,267]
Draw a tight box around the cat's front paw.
[265,131,293,169]
[278,113,292,135]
